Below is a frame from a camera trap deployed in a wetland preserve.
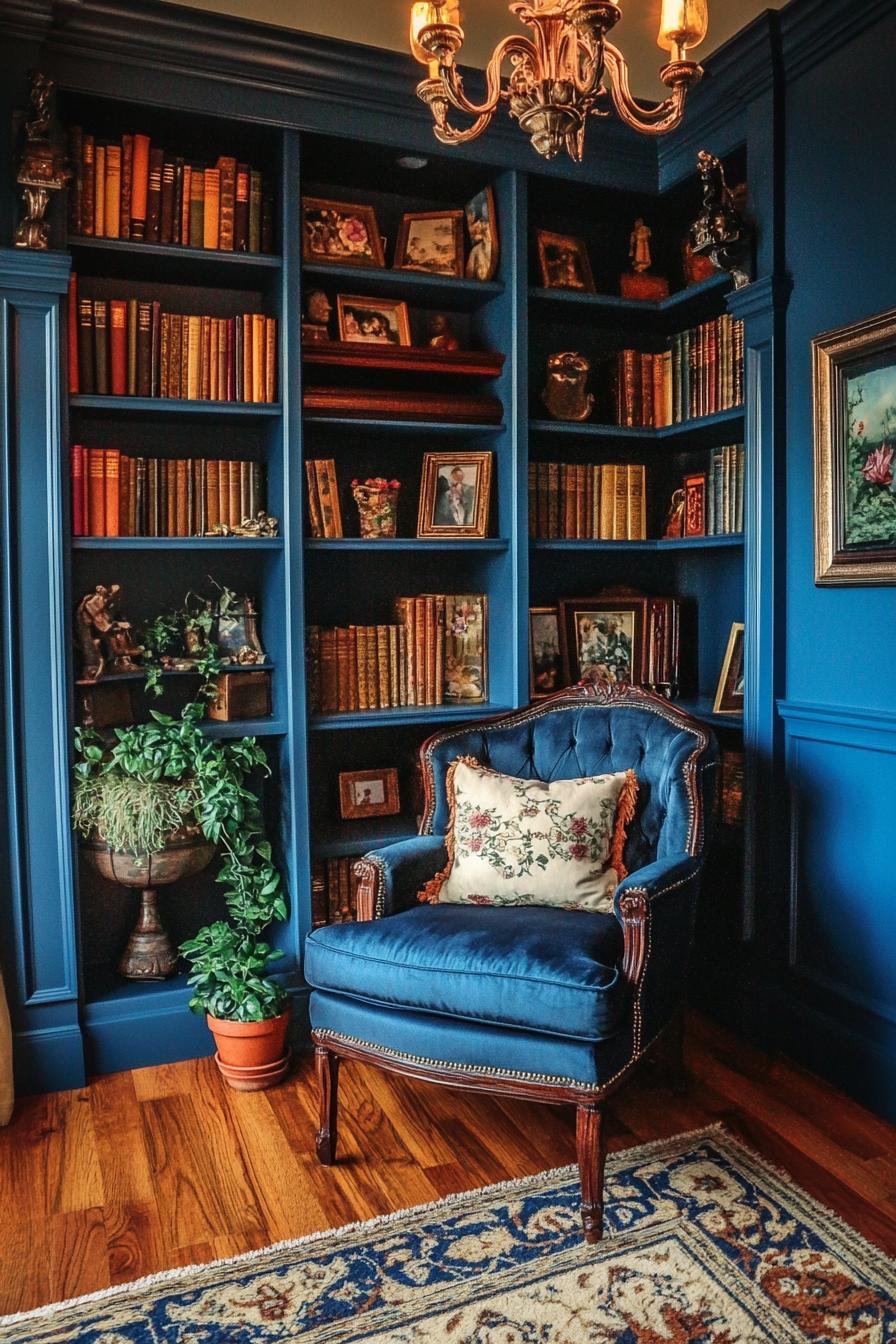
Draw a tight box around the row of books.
[67,127,274,253]
[529,463,646,541]
[307,593,488,714]
[305,459,343,539]
[615,316,744,428]
[636,596,682,693]
[71,447,264,537]
[311,860,360,928]
[706,445,745,536]
[68,279,277,402]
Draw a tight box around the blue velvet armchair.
[305,685,718,1241]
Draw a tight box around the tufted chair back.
[419,687,714,874]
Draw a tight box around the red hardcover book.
[67,274,79,395]
[109,299,127,396]
[104,449,120,537]
[87,448,105,536]
[71,445,86,535]
[130,133,151,241]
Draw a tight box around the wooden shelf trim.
[302,341,505,378]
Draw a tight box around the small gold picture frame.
[338,768,400,820]
[417,451,493,539]
[394,210,464,277]
[301,197,385,268]
[536,229,595,292]
[336,295,411,346]
[713,622,745,714]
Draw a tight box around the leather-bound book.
[614,461,629,541]
[104,143,121,239]
[251,313,264,403]
[200,315,212,400]
[599,464,615,540]
[264,317,276,403]
[136,301,153,397]
[261,180,274,254]
[592,465,602,539]
[397,626,408,706]
[94,144,105,237]
[248,170,262,253]
[185,315,201,400]
[127,453,138,536]
[103,449,120,536]
[374,625,389,710]
[68,126,83,234]
[234,164,249,252]
[119,134,133,239]
[149,301,161,396]
[77,297,95,395]
[335,627,350,712]
[160,160,175,245]
[652,351,665,429]
[354,626,368,711]
[159,314,170,398]
[392,598,415,706]
[203,167,220,249]
[165,459,176,537]
[239,460,250,521]
[233,316,242,401]
[67,274,79,395]
[92,300,109,395]
[217,156,236,251]
[126,300,138,396]
[109,299,127,396]
[71,445,85,535]
[145,457,157,537]
[622,348,640,427]
[214,458,227,529]
[179,163,192,245]
[80,135,95,237]
[118,455,130,536]
[228,459,240,527]
[172,158,184,245]
[145,147,164,243]
[217,319,228,402]
[412,597,427,705]
[561,464,573,539]
[576,463,587,540]
[175,458,188,536]
[242,314,253,402]
[188,168,204,248]
[87,448,105,536]
[304,460,322,538]
[364,623,378,709]
[627,464,646,541]
[544,461,558,539]
[345,628,359,711]
[130,134,151,241]
[638,352,653,428]
[205,458,220,530]
[388,626,400,707]
[168,313,182,399]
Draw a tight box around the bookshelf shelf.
[313,815,419,859]
[528,407,745,441]
[303,415,505,434]
[528,271,732,318]
[302,342,505,378]
[305,538,510,552]
[309,704,511,732]
[531,535,744,552]
[72,536,283,550]
[201,717,288,738]
[82,969,193,1013]
[68,234,281,278]
[302,261,504,308]
[70,395,282,418]
[676,696,743,731]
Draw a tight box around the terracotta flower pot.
[207,1007,291,1091]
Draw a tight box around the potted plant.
[73,699,290,1089]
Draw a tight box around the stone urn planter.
[207,1007,292,1091]
[82,830,215,980]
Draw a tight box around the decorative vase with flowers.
[352,477,401,538]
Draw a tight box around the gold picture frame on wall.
[814,305,896,585]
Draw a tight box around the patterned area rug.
[3,1126,894,1343]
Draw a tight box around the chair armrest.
[353,836,448,921]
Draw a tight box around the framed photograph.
[465,186,499,282]
[529,606,563,700]
[558,596,647,688]
[301,197,384,268]
[814,306,896,584]
[444,594,488,703]
[338,768,400,821]
[395,210,464,277]
[536,229,595,292]
[337,295,411,347]
[713,622,745,714]
[684,472,707,537]
[417,451,493,538]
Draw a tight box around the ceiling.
[159,0,788,98]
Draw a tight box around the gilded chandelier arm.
[439,33,538,120]
[602,42,694,136]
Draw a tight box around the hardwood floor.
[2,1011,895,1316]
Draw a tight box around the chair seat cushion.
[304,904,628,1042]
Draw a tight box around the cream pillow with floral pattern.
[420,757,638,914]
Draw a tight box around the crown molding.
[0,0,56,40]
[0,247,71,292]
[779,0,894,83]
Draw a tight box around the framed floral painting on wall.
[814,306,896,584]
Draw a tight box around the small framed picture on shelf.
[536,229,595,292]
[417,451,493,538]
[337,295,411,347]
[558,595,647,688]
[713,622,745,714]
[465,186,499,282]
[301,197,385,268]
[394,210,464,277]
[684,473,707,537]
[445,594,488,703]
[338,768,400,821]
[529,606,563,700]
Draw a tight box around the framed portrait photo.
[465,186,499,282]
[301,197,384,268]
[558,596,647,689]
[814,305,896,584]
[338,768,400,821]
[417,451,493,539]
[529,606,563,700]
[713,622,745,714]
[337,295,411,347]
[395,210,464,277]
[536,229,595,293]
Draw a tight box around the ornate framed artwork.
[713,622,745,714]
[444,594,488,703]
[558,596,648,689]
[395,210,464,277]
[417,451,493,538]
[814,306,896,584]
[684,472,707,537]
[529,606,563,700]
[336,295,411,346]
[301,197,385,268]
[464,186,499,282]
[536,229,595,292]
[338,768,400,820]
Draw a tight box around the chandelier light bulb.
[657,0,708,58]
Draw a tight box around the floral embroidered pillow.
[420,757,638,914]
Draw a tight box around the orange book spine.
[130,133,151,240]
[87,448,105,536]
[104,449,120,537]
[93,143,105,237]
[103,143,121,239]
[202,167,220,249]
[414,597,427,706]
[175,458,188,537]
[206,458,220,530]
[264,317,276,403]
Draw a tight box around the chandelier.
[409,1,708,162]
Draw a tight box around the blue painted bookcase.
[0,0,790,1094]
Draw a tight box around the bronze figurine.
[302,289,332,344]
[541,352,594,423]
[76,584,143,682]
[427,312,460,351]
[14,73,72,250]
[690,149,752,288]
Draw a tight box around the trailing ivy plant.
[72,701,289,1022]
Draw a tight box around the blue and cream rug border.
[3,1125,894,1342]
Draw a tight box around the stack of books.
[304,459,343,538]
[71,447,264,537]
[529,463,646,540]
[615,315,744,427]
[307,593,488,713]
[67,127,274,252]
[707,444,746,535]
[69,278,277,402]
[311,860,360,928]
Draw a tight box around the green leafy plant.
[73,702,288,1022]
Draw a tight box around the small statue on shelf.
[690,149,752,288]
[541,352,594,423]
[629,218,653,273]
[205,510,280,538]
[14,73,71,250]
[620,216,669,300]
[75,584,143,682]
[302,289,332,344]
[427,312,460,351]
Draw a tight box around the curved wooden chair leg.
[576,1102,606,1243]
[315,1045,340,1165]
